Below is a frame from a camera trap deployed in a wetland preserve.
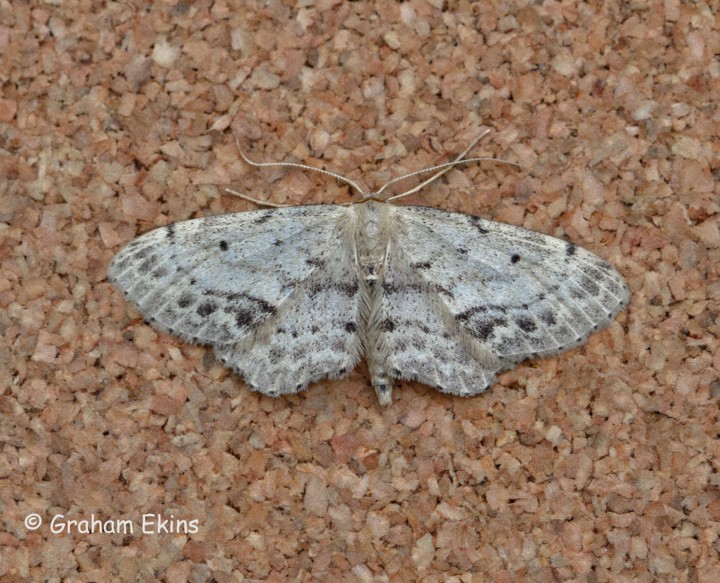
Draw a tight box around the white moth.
[108,133,629,405]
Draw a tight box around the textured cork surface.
[2,1,719,582]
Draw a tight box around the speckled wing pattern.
[380,205,629,395]
[109,200,629,405]
[212,221,363,395]
[108,205,363,394]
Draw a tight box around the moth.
[108,132,629,405]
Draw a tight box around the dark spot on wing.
[219,240,229,251]
[434,284,454,298]
[469,317,507,341]
[306,258,325,268]
[345,322,357,333]
[166,224,175,238]
[383,282,423,295]
[212,290,275,314]
[566,242,577,256]
[413,261,432,270]
[457,305,490,322]
[382,319,395,332]
[511,254,521,264]
[231,307,254,328]
[254,211,273,224]
[197,301,218,317]
[178,293,194,308]
[469,216,489,234]
[308,281,357,297]
[255,297,275,314]
[337,282,359,296]
[516,315,537,333]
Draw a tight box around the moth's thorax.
[353,200,394,282]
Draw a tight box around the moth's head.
[358,192,387,204]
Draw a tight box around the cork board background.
[2,1,719,581]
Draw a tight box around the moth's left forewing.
[108,204,358,351]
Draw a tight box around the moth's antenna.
[378,129,521,202]
[224,188,290,208]
[227,139,366,206]
[226,133,520,207]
